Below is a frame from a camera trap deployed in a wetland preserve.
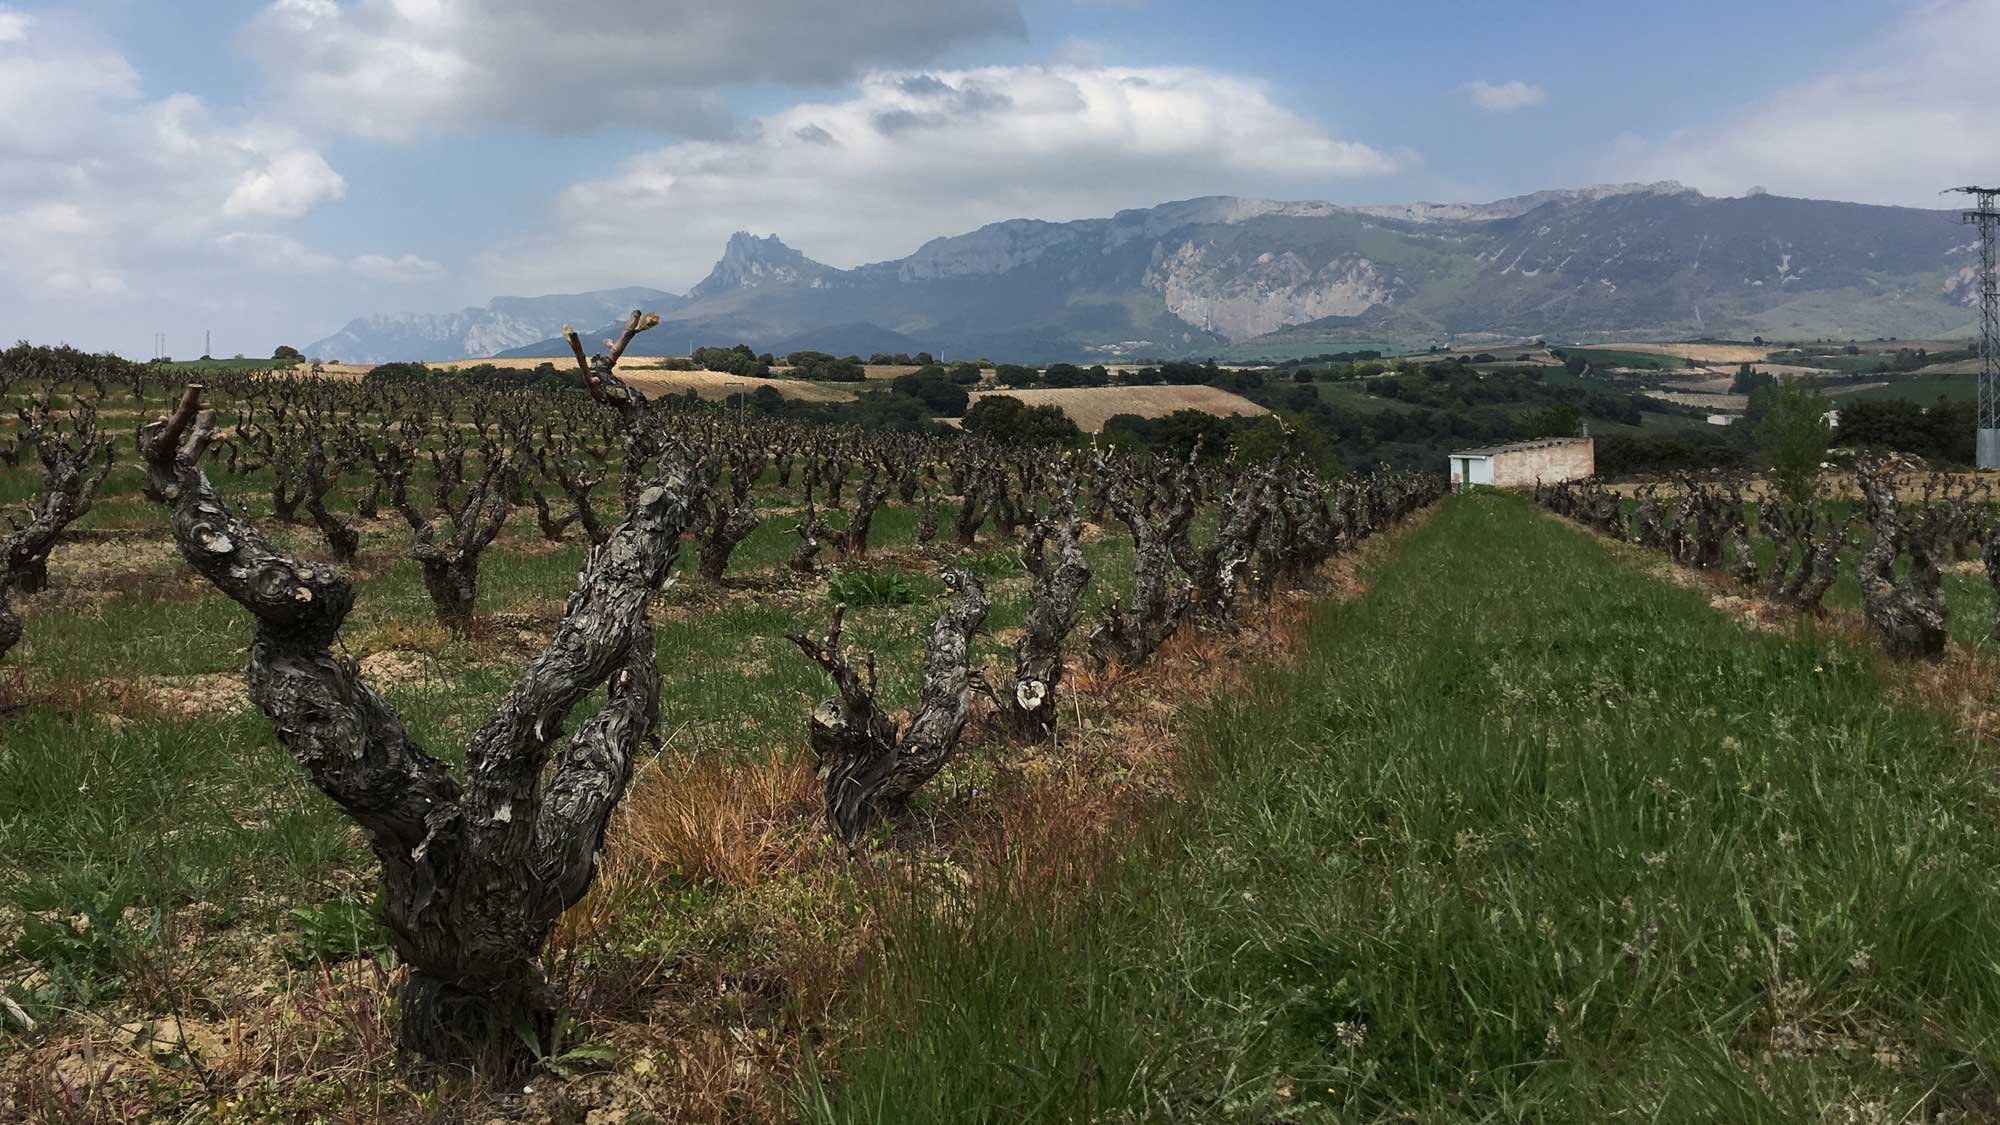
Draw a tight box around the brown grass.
[619,371,856,404]
[964,385,1269,433]
[298,361,858,404]
[1597,342,1773,364]
[609,753,822,892]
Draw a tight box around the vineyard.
[1537,465,2000,660]
[0,323,1439,1120]
[6,317,2000,1120]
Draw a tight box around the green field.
[1221,338,1416,363]
[1839,374,1978,405]
[1556,347,1692,371]
[812,493,2000,1121]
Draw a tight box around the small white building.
[1448,437,1596,491]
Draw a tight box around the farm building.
[1447,437,1594,490]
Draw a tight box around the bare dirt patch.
[46,536,181,582]
[101,672,252,718]
[357,649,445,689]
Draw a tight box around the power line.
[1949,186,2000,469]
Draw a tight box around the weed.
[826,568,916,606]
[284,895,395,967]
[10,891,161,1010]
[954,549,1024,579]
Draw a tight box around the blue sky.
[2,0,1992,357]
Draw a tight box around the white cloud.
[482,64,1401,294]
[350,253,446,283]
[1614,0,2000,206]
[1461,80,1547,113]
[237,0,1026,141]
[216,235,440,284]
[1050,36,1110,66]
[216,232,339,272]
[223,149,347,219]
[0,11,415,357]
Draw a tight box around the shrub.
[692,344,767,377]
[852,393,948,433]
[789,351,866,382]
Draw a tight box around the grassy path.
[812,491,2000,1123]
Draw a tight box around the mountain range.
[307,184,1981,365]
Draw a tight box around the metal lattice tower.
[1951,186,2000,468]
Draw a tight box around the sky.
[3,0,1997,358]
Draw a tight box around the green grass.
[807,492,2000,1122]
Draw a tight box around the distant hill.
[305,287,684,365]
[765,322,926,358]
[332,185,1981,364]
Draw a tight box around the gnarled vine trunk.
[1,395,113,659]
[1853,458,1947,660]
[787,569,989,845]
[140,314,690,1072]
[1003,474,1090,742]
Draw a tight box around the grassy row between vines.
[808,490,2000,1122]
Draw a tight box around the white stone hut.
[1447,437,1595,491]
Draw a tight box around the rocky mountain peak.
[689,232,830,298]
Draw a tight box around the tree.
[273,345,304,362]
[1042,363,1093,388]
[852,392,946,433]
[994,364,1040,388]
[1730,364,1774,395]
[1149,409,1232,461]
[1752,378,1830,508]
[1521,401,1581,439]
[692,344,766,377]
[962,395,1082,446]
[890,367,971,416]
[788,352,865,382]
[1834,397,1976,465]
